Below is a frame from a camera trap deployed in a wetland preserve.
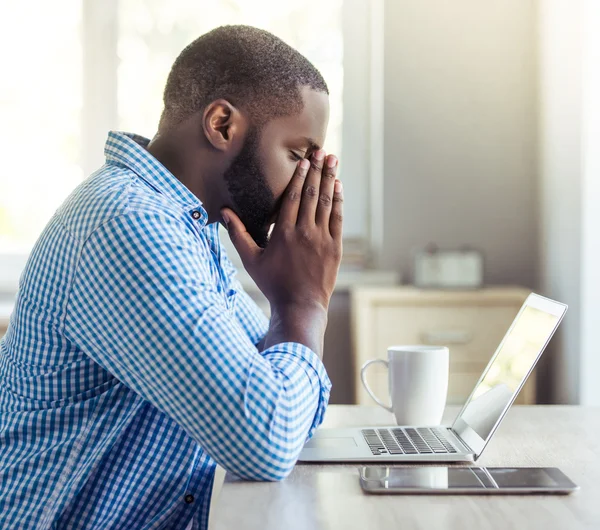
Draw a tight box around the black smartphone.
[360,466,579,494]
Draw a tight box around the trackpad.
[305,437,358,449]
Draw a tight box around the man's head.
[155,25,330,247]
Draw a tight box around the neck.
[147,130,220,223]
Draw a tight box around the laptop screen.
[455,302,562,442]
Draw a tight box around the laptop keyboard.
[362,427,458,456]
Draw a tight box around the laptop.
[299,293,567,463]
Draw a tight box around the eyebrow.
[301,137,321,152]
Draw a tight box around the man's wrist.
[271,301,328,325]
[262,302,328,355]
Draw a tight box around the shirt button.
[191,211,201,220]
[184,494,195,504]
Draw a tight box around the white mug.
[360,345,449,425]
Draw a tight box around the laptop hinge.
[449,427,475,454]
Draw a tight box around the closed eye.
[289,151,304,162]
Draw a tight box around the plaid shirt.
[0,131,331,529]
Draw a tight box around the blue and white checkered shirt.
[0,131,332,529]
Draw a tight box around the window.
[0,1,83,253]
[0,0,383,290]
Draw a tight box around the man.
[0,25,342,529]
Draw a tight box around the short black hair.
[159,25,329,131]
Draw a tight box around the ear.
[202,99,246,152]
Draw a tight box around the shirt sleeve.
[65,210,331,481]
[218,241,269,348]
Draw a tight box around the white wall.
[538,0,600,406]
[379,0,600,404]
[537,0,583,404]
[381,0,538,287]
[580,0,600,406]
[580,4,600,402]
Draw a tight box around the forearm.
[261,303,328,358]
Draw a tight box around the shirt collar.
[104,131,208,226]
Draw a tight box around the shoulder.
[57,164,191,244]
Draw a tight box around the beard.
[223,126,276,248]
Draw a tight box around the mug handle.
[360,359,393,412]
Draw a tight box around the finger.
[315,154,338,227]
[297,149,325,226]
[277,158,310,226]
[221,208,260,267]
[329,179,344,240]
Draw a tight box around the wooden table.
[209,405,600,530]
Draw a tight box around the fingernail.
[300,158,310,170]
[221,210,230,225]
[314,149,325,161]
[327,155,337,168]
[335,180,343,193]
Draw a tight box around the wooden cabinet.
[350,286,534,406]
